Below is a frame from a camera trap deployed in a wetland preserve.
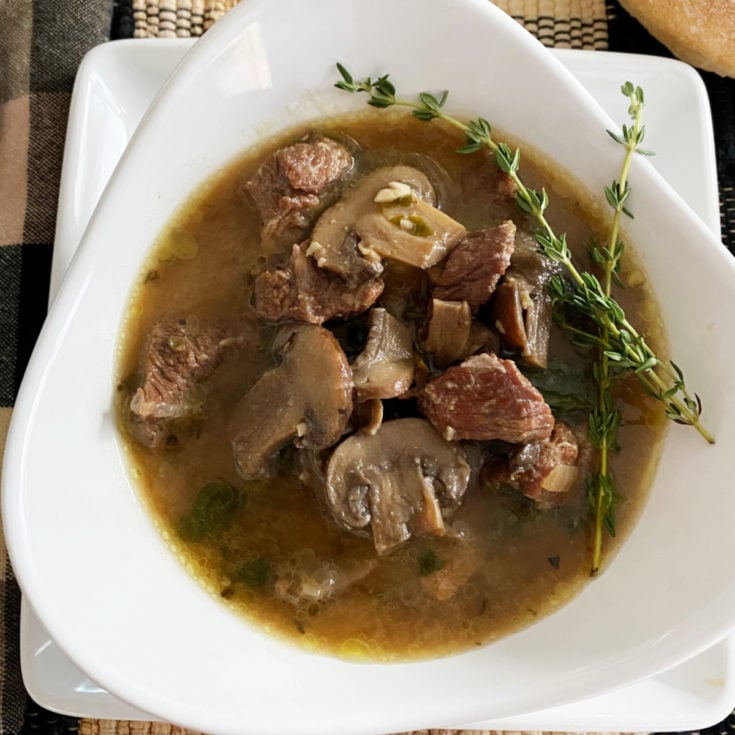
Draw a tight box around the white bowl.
[4,1,735,733]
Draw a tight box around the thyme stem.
[334,65,714,575]
[589,82,646,576]
[333,63,713,445]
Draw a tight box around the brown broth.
[115,110,666,661]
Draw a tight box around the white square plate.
[22,38,733,730]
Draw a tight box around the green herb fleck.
[418,550,445,576]
[178,480,243,543]
[233,557,271,589]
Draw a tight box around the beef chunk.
[506,422,580,508]
[418,352,554,443]
[129,320,239,448]
[253,243,383,324]
[484,422,584,509]
[433,221,516,310]
[131,320,234,421]
[245,134,353,246]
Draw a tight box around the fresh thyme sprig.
[334,63,713,448]
[586,82,650,575]
[593,83,656,571]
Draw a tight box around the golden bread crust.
[619,0,735,77]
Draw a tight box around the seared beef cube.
[434,221,516,310]
[131,320,234,421]
[483,422,584,509]
[419,352,554,443]
[245,134,353,245]
[253,243,383,324]
[506,422,581,508]
[129,320,239,449]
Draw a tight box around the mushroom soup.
[116,111,665,661]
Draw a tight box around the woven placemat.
[78,725,639,735]
[123,0,238,38]
[116,0,609,48]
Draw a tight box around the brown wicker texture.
[87,2,621,735]
[131,0,239,37]
[129,0,609,48]
[78,725,642,735]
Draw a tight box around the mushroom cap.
[230,324,352,477]
[306,165,435,279]
[324,418,470,554]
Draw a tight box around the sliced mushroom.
[493,272,552,369]
[351,308,415,401]
[422,299,472,368]
[306,166,437,279]
[493,231,560,368]
[354,197,467,269]
[351,398,384,436]
[324,418,471,555]
[493,275,529,347]
[379,260,428,322]
[229,325,352,478]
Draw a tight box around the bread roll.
[618,0,735,77]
